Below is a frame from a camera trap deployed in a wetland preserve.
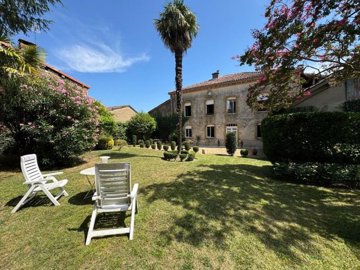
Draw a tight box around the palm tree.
[155,0,199,154]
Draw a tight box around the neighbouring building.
[108,105,137,123]
[149,71,267,150]
[294,78,360,111]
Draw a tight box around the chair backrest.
[20,154,43,184]
[95,163,131,207]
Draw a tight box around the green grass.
[0,147,359,269]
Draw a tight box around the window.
[256,124,262,138]
[185,126,192,138]
[226,124,237,135]
[184,102,191,117]
[206,100,214,115]
[206,125,215,138]
[226,98,236,113]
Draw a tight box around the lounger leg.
[86,207,98,245]
[129,197,137,240]
[11,185,36,213]
[41,186,60,206]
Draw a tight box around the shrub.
[163,151,177,161]
[240,149,248,157]
[273,162,360,188]
[252,148,258,155]
[163,145,169,151]
[138,139,144,145]
[170,141,176,150]
[151,144,156,149]
[157,142,162,150]
[262,112,360,164]
[115,139,127,150]
[193,146,199,153]
[0,125,14,154]
[186,151,196,161]
[94,101,117,137]
[0,75,98,167]
[184,141,191,151]
[152,114,178,141]
[97,136,114,150]
[132,135,137,147]
[225,133,237,156]
[179,153,187,161]
[139,142,145,148]
[126,112,156,141]
[343,99,360,112]
[145,140,151,148]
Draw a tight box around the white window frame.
[226,97,236,113]
[185,126,192,138]
[206,125,215,138]
[206,100,214,115]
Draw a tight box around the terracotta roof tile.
[169,71,262,95]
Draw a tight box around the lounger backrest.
[20,154,43,184]
[95,163,131,207]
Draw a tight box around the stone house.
[108,105,137,123]
[150,71,267,150]
[294,78,360,111]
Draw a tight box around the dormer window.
[184,102,191,117]
[206,100,214,115]
[226,97,236,113]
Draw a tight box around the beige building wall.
[180,83,267,150]
[110,107,137,123]
[295,82,346,111]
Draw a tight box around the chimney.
[212,70,219,79]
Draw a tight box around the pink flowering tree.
[0,74,99,167]
[238,0,360,112]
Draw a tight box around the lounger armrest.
[23,180,47,185]
[43,172,63,177]
[92,192,101,201]
[130,183,139,199]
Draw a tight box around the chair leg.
[86,207,98,245]
[11,185,36,213]
[41,186,60,206]
[129,197,137,240]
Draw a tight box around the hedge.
[262,112,360,164]
[343,99,360,112]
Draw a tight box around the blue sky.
[16,0,269,112]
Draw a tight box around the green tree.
[126,113,156,141]
[0,0,62,37]
[93,101,117,137]
[225,133,237,156]
[155,0,199,154]
[239,0,360,113]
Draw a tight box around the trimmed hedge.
[343,99,360,112]
[262,112,360,164]
[274,162,360,188]
[240,149,248,157]
[225,133,237,156]
[97,136,114,150]
[163,151,177,161]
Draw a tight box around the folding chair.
[11,154,68,213]
[86,163,139,245]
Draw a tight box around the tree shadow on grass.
[142,164,360,263]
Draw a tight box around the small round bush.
[179,153,187,162]
[157,142,162,150]
[184,141,191,151]
[138,139,144,145]
[193,146,199,153]
[240,149,248,157]
[163,151,177,161]
[151,144,156,149]
[149,138,153,144]
[115,139,127,150]
[186,152,195,161]
[97,136,114,150]
[163,145,169,151]
[145,140,151,148]
[139,142,145,148]
[170,141,176,150]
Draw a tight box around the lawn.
[0,147,359,269]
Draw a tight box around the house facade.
[108,105,137,123]
[150,71,267,150]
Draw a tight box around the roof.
[169,71,262,95]
[293,79,330,106]
[148,99,171,114]
[107,105,137,113]
[43,64,90,89]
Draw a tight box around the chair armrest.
[43,172,63,177]
[92,192,101,201]
[23,180,46,185]
[130,183,139,199]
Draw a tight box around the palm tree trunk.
[175,49,183,155]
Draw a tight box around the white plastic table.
[80,167,95,199]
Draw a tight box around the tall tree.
[239,0,360,113]
[155,0,198,154]
[0,0,62,37]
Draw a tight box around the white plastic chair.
[11,154,68,213]
[86,163,139,245]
